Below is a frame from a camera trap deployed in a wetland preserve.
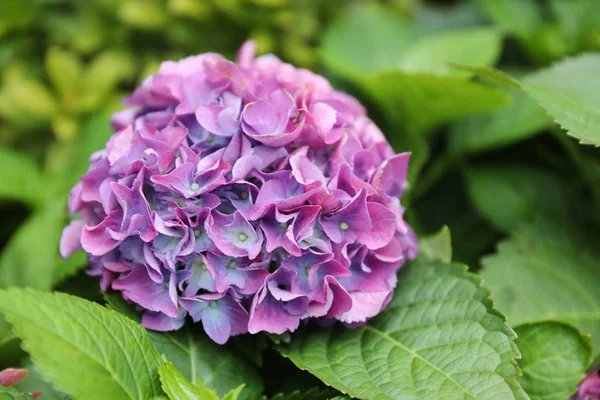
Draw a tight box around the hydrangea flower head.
[60,41,418,344]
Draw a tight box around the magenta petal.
[338,290,393,324]
[248,286,302,335]
[142,310,186,331]
[60,220,85,258]
[355,202,396,250]
[371,153,411,197]
[81,211,123,256]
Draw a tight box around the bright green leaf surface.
[366,71,511,135]
[449,88,551,155]
[515,322,592,400]
[0,289,165,400]
[521,54,600,145]
[159,362,217,400]
[105,294,263,400]
[465,165,570,232]
[398,27,502,76]
[279,261,527,399]
[416,226,452,263]
[0,147,44,207]
[482,222,600,350]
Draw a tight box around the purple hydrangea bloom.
[572,369,600,400]
[60,41,418,344]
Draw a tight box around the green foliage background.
[1,0,600,399]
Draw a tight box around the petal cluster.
[60,41,418,344]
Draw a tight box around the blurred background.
[1,0,600,317]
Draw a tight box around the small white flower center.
[339,221,349,231]
[237,232,248,242]
[190,183,201,191]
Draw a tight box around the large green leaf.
[321,5,501,80]
[482,222,600,351]
[397,27,502,76]
[449,88,551,155]
[515,322,592,400]
[0,147,44,207]
[105,295,263,400]
[465,165,570,232]
[279,261,527,399]
[521,54,600,145]
[366,71,510,135]
[0,289,165,400]
[320,4,414,79]
[159,362,218,400]
[0,201,64,290]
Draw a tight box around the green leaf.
[449,88,551,155]
[221,385,245,400]
[0,386,34,400]
[320,4,414,79]
[45,47,82,98]
[159,362,218,400]
[267,387,338,400]
[515,322,592,400]
[397,27,502,76]
[0,201,65,290]
[366,71,511,135]
[520,54,600,145]
[0,79,58,125]
[0,289,165,400]
[0,147,44,207]
[76,51,135,112]
[105,294,264,400]
[416,226,452,263]
[481,221,600,351]
[413,2,486,34]
[465,165,570,232]
[321,5,501,81]
[149,329,261,400]
[279,261,527,399]
[549,0,600,54]
[472,0,543,39]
